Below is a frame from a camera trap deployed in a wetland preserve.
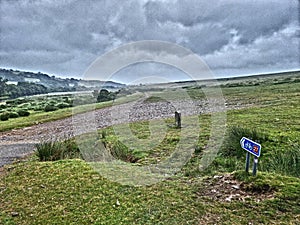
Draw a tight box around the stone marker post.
[175,111,181,128]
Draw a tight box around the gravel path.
[0,98,246,167]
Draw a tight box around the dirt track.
[0,98,246,167]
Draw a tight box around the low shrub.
[0,104,6,109]
[17,109,30,117]
[55,102,70,109]
[44,104,58,112]
[9,112,19,118]
[0,112,10,121]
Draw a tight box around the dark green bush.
[17,109,30,117]
[44,104,58,112]
[97,89,115,103]
[35,138,81,161]
[0,104,6,109]
[0,112,10,121]
[55,102,70,109]
[9,112,19,118]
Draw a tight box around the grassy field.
[1,73,300,224]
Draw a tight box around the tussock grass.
[261,143,300,177]
[35,138,81,161]
[221,126,269,158]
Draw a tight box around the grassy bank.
[1,160,299,224]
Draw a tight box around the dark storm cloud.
[0,0,299,80]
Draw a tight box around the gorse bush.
[9,112,19,118]
[35,138,81,161]
[17,109,30,117]
[0,112,10,121]
[0,104,6,109]
[44,104,58,112]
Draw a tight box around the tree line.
[0,77,48,99]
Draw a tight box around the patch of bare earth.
[198,174,275,203]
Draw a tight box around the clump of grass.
[201,126,270,175]
[261,143,300,177]
[35,138,81,161]
[221,126,269,158]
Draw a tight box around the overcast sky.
[0,0,299,84]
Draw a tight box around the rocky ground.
[0,98,250,167]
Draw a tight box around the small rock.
[116,199,120,206]
[213,175,223,179]
[232,185,240,190]
[11,212,19,217]
[225,195,234,202]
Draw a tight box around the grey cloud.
[0,0,299,80]
[204,22,299,71]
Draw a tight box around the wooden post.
[175,111,181,128]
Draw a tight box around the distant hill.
[0,68,125,90]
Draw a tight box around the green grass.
[1,160,299,224]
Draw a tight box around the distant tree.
[97,89,116,102]
[97,89,110,102]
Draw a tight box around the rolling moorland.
[0,68,125,99]
[0,70,300,224]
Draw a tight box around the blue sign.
[240,137,261,157]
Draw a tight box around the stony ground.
[0,98,249,167]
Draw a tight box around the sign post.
[240,137,261,175]
[245,152,250,173]
[253,157,258,176]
